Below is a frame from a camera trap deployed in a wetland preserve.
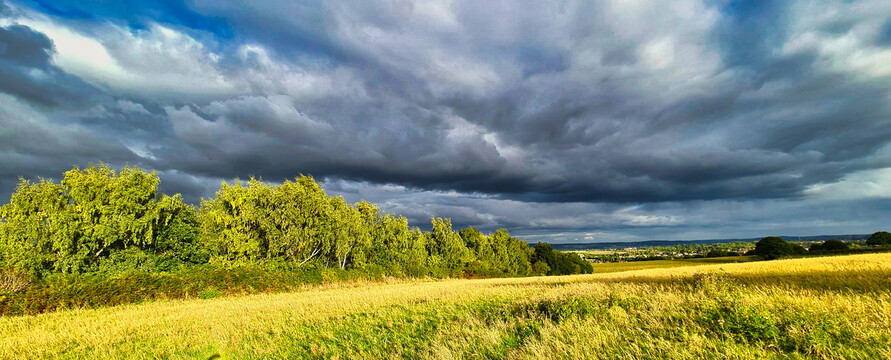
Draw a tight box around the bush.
[197,286,222,299]
[0,265,357,315]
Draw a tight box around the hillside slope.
[2,253,889,359]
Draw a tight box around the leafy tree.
[531,242,555,268]
[530,242,590,275]
[754,236,800,260]
[866,231,891,246]
[0,164,541,280]
[459,227,488,263]
[531,261,550,276]
[328,196,370,269]
[0,179,66,275]
[199,178,270,262]
[404,227,429,276]
[0,164,189,276]
[200,176,345,266]
[501,231,532,276]
[549,251,593,275]
[813,239,849,251]
[427,218,471,274]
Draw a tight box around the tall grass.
[1,253,889,359]
[0,265,403,316]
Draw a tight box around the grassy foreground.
[2,254,890,359]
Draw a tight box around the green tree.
[427,218,471,274]
[459,227,488,263]
[199,176,342,266]
[492,229,531,276]
[818,239,850,251]
[754,236,797,260]
[328,196,370,269]
[531,242,555,271]
[0,164,190,276]
[199,178,269,262]
[530,261,550,276]
[866,231,891,246]
[0,179,67,275]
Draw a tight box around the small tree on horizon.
[866,231,891,246]
[754,236,794,260]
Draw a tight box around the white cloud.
[237,44,368,102]
[804,167,891,200]
[10,12,242,101]
[783,0,891,78]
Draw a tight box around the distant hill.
[537,234,872,251]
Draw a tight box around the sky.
[0,0,889,243]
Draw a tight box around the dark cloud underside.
[0,0,889,240]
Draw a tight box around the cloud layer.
[0,0,889,241]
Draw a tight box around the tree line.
[753,233,891,260]
[0,164,589,279]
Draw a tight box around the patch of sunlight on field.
[588,256,757,274]
[2,253,890,359]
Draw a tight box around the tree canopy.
[0,165,195,275]
[0,164,589,279]
[866,231,891,246]
[754,236,805,260]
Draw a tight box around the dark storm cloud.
[93,0,891,204]
[1,0,890,241]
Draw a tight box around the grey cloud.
[877,19,891,46]
[321,179,889,242]
[157,170,221,204]
[0,24,102,107]
[0,23,150,202]
[2,0,890,242]
[153,0,891,205]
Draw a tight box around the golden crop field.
[2,253,890,359]
[587,255,758,274]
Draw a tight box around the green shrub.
[197,287,222,299]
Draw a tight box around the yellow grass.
[587,256,757,273]
[2,253,890,359]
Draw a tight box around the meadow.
[1,253,889,359]
[586,255,758,274]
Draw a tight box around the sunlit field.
[2,253,889,359]
[587,255,758,274]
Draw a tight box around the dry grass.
[0,269,30,295]
[586,256,757,273]
[1,253,889,359]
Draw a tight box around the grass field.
[587,256,758,273]
[2,253,889,359]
